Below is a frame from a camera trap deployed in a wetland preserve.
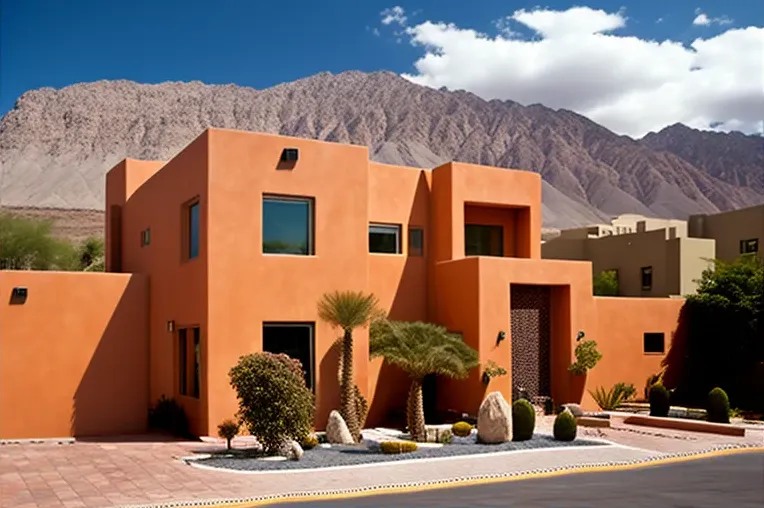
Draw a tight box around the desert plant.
[148,395,191,438]
[379,441,418,454]
[217,419,240,449]
[0,212,80,271]
[589,385,627,410]
[707,387,731,423]
[438,429,454,444]
[482,360,508,383]
[512,399,536,441]
[645,370,665,400]
[370,320,480,442]
[593,269,619,296]
[301,435,319,449]
[318,291,380,443]
[332,336,373,438]
[613,382,637,401]
[452,421,472,438]
[553,410,577,441]
[568,337,602,375]
[228,352,315,454]
[649,383,671,417]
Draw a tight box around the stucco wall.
[0,271,148,439]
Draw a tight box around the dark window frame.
[465,224,504,257]
[141,228,151,247]
[262,194,315,256]
[643,332,665,354]
[740,238,759,254]
[408,227,424,257]
[640,266,653,290]
[186,200,200,261]
[369,223,402,254]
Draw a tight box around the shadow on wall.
[71,276,149,439]
[318,337,341,428]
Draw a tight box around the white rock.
[563,403,584,417]
[284,440,303,461]
[326,410,355,444]
[477,391,513,444]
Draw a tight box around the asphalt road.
[267,451,764,508]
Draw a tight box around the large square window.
[262,196,314,255]
[188,202,200,260]
[465,224,503,257]
[369,224,401,254]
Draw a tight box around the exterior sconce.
[167,320,175,333]
[576,330,585,342]
[496,330,506,345]
[482,371,491,384]
[10,287,28,305]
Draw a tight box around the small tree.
[370,320,479,442]
[217,419,240,449]
[229,352,314,454]
[0,212,78,270]
[568,336,602,375]
[593,270,619,296]
[317,290,379,442]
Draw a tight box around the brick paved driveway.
[1,416,761,508]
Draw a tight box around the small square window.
[641,266,653,290]
[740,238,759,254]
[643,332,665,354]
[408,227,424,256]
[369,224,401,254]
[140,228,151,247]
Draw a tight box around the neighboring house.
[0,128,686,439]
[689,204,764,263]
[557,214,689,240]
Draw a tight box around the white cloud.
[381,6,407,27]
[383,6,763,137]
[693,9,733,26]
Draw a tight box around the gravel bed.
[195,434,608,471]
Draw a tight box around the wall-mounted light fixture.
[10,287,28,305]
[576,330,585,342]
[496,330,506,345]
[167,320,175,333]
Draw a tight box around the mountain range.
[1,70,762,230]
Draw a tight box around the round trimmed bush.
[707,387,730,423]
[649,383,671,417]
[380,440,418,454]
[301,434,319,449]
[512,399,535,441]
[452,421,472,437]
[553,410,577,441]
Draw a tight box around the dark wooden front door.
[510,285,552,401]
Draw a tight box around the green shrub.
[614,382,637,401]
[568,338,603,375]
[512,399,536,441]
[452,421,472,437]
[593,270,619,296]
[438,429,453,444]
[217,419,240,449]
[649,384,671,417]
[148,395,191,438]
[301,435,319,449]
[590,385,627,410]
[229,352,315,454]
[380,441,418,454]
[553,411,577,441]
[707,387,731,424]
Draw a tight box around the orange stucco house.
[0,128,685,439]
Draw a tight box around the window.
[465,224,503,257]
[263,323,315,391]
[188,202,200,259]
[643,332,665,354]
[177,327,201,398]
[641,266,653,290]
[369,224,401,254]
[140,228,151,247]
[740,238,759,254]
[262,196,314,255]
[408,227,424,256]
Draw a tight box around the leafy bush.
[148,395,191,438]
[568,338,603,375]
[301,435,319,449]
[649,384,671,417]
[589,383,633,410]
[512,399,535,441]
[553,411,577,441]
[452,421,472,437]
[707,387,731,424]
[644,371,665,400]
[593,270,619,296]
[438,429,453,444]
[614,382,637,401]
[217,419,240,449]
[229,352,315,454]
[379,441,418,454]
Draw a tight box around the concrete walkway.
[1,416,762,508]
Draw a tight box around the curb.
[116,443,764,508]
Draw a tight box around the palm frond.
[317,291,380,331]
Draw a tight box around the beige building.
[689,204,763,262]
[543,216,714,297]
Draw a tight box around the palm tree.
[370,320,479,442]
[317,290,380,443]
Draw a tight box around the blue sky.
[1,1,760,136]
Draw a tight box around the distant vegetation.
[593,269,619,296]
[0,212,104,271]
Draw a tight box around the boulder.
[284,440,304,460]
[477,391,513,443]
[563,403,584,417]
[326,410,355,444]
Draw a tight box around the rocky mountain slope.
[1,71,762,229]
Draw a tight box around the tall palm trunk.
[340,329,360,442]
[406,377,426,442]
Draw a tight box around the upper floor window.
[141,228,151,247]
[641,266,653,290]
[262,195,314,255]
[408,227,424,257]
[369,224,401,254]
[740,238,759,254]
[643,332,665,354]
[465,224,503,257]
[188,201,200,260]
